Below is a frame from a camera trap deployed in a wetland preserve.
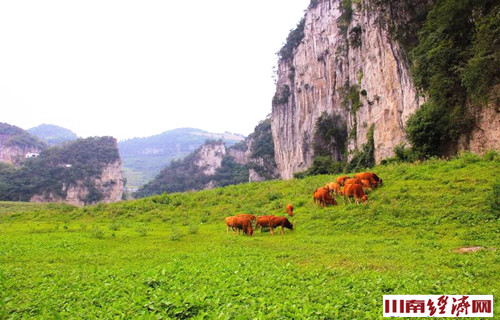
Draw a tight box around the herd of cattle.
[314,172,383,206]
[225,172,382,236]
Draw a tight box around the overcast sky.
[0,0,310,141]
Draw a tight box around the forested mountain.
[0,123,46,166]
[119,128,244,188]
[28,124,78,146]
[0,136,123,205]
[135,119,279,198]
[271,0,500,178]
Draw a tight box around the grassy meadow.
[0,153,499,319]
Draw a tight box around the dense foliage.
[407,0,500,157]
[249,118,275,161]
[134,149,210,198]
[0,137,120,203]
[1,153,498,318]
[278,18,306,61]
[345,124,375,172]
[0,122,46,150]
[313,112,348,159]
[212,156,249,187]
[27,124,78,146]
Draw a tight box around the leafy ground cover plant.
[0,153,498,318]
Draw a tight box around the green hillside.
[0,137,120,203]
[27,124,78,146]
[0,123,46,151]
[119,128,244,189]
[0,153,498,318]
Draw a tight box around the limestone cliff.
[0,123,46,166]
[195,142,226,176]
[272,0,426,178]
[271,0,499,179]
[30,160,123,206]
[26,137,124,206]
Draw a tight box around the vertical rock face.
[461,102,500,154]
[0,123,46,166]
[227,137,279,182]
[195,142,226,175]
[27,137,124,206]
[0,135,43,166]
[30,160,124,206]
[272,0,424,179]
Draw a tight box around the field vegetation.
[0,153,499,318]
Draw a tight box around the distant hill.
[28,124,78,146]
[134,119,279,198]
[119,128,245,188]
[0,136,123,205]
[0,122,47,166]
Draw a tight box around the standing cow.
[313,187,337,207]
[256,215,293,235]
[343,184,368,204]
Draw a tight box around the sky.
[0,0,310,141]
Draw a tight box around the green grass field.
[1,153,499,319]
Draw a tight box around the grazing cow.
[344,178,363,186]
[325,182,342,196]
[232,217,254,236]
[235,214,256,224]
[336,175,351,186]
[354,172,383,187]
[225,216,237,234]
[343,184,368,204]
[255,215,275,233]
[360,179,372,192]
[286,204,294,217]
[313,188,337,207]
[256,215,293,235]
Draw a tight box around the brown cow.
[255,215,274,233]
[360,179,372,192]
[313,188,337,207]
[325,182,342,196]
[343,184,368,204]
[354,172,383,187]
[344,178,363,186]
[256,215,293,235]
[286,204,294,217]
[336,175,351,186]
[225,216,236,234]
[235,214,256,224]
[232,217,254,236]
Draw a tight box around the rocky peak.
[272,0,424,178]
[194,141,226,175]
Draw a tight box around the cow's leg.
[281,226,284,236]
[347,196,352,204]
[270,227,274,235]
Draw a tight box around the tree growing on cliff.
[0,136,121,203]
[278,17,306,61]
[408,0,499,158]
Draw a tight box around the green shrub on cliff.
[278,17,305,61]
[408,0,499,158]
[0,137,120,203]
